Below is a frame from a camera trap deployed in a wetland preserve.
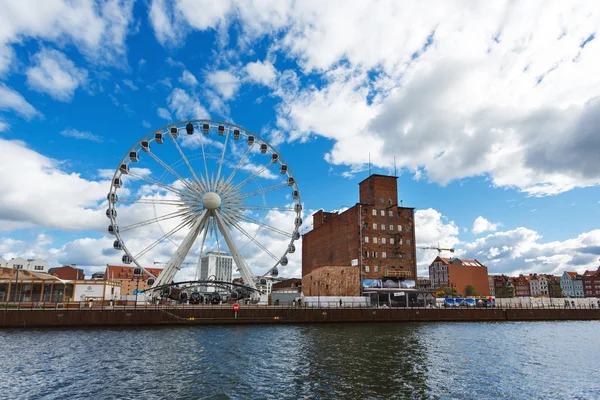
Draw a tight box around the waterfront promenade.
[2,302,600,328]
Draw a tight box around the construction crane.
[417,244,455,256]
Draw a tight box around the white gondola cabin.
[271,153,279,163]
[280,257,288,266]
[170,127,179,138]
[248,135,255,145]
[295,217,303,227]
[155,133,163,144]
[133,267,142,276]
[280,164,288,174]
[113,240,123,250]
[129,151,139,162]
[106,209,117,218]
[218,125,225,135]
[122,255,132,264]
[107,193,118,203]
[119,163,129,174]
[295,203,302,213]
[108,224,119,235]
[271,267,279,277]
[288,243,296,253]
[141,141,150,152]
[289,177,296,187]
[260,144,268,154]
[113,178,122,188]
[202,123,210,134]
[147,278,155,286]
[293,231,300,240]
[233,129,240,140]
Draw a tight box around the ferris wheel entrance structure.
[106,120,302,300]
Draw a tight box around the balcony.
[384,270,413,278]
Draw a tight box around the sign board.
[351,259,359,266]
[233,303,240,312]
[393,292,405,297]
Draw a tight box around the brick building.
[428,257,490,296]
[514,275,531,297]
[582,267,600,297]
[302,174,417,296]
[49,265,85,281]
[105,265,163,296]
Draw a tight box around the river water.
[1,321,598,399]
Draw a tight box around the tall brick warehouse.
[302,175,417,296]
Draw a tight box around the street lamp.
[12,265,20,304]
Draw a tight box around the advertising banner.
[362,279,382,289]
[364,277,416,290]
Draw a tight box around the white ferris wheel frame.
[106,119,302,293]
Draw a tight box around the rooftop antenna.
[394,156,397,176]
[368,153,371,176]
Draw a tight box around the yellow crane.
[417,244,455,256]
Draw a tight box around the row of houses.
[487,268,600,298]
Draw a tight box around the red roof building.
[514,275,531,297]
[49,265,85,280]
[105,265,164,296]
[582,267,600,298]
[429,257,490,296]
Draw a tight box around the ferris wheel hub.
[202,191,222,210]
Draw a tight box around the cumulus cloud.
[0,139,108,232]
[0,83,41,119]
[206,70,240,100]
[25,49,88,101]
[60,128,103,143]
[0,0,135,73]
[157,107,172,120]
[148,1,600,196]
[179,69,198,87]
[472,216,500,235]
[122,79,138,90]
[167,88,209,120]
[244,60,277,86]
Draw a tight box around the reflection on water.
[1,321,599,399]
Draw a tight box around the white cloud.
[142,120,152,128]
[167,88,209,120]
[157,107,172,121]
[0,139,108,231]
[244,60,277,86]
[0,0,135,74]
[0,119,8,132]
[122,79,138,90]
[150,1,600,196]
[206,70,240,100]
[60,128,103,143]
[0,83,41,119]
[414,208,460,274]
[179,69,198,87]
[25,49,88,101]
[472,216,500,235]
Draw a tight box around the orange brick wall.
[448,265,490,296]
[302,266,361,296]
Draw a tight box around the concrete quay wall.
[2,307,600,328]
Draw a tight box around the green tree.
[548,280,563,298]
[464,285,477,296]
[439,286,459,296]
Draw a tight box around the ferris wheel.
[106,120,302,294]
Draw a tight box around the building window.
[374,266,379,273]
[373,223,378,230]
[407,239,411,245]
[390,238,395,244]
[365,236,369,243]
[365,265,370,272]
[372,209,377,216]
[372,252,377,258]
[380,210,385,217]
[381,224,386,230]
[382,252,387,258]
[373,237,378,244]
[364,251,369,258]
[34,265,44,270]
[382,238,386,244]
[405,226,411,232]
[398,225,402,231]
[398,239,403,245]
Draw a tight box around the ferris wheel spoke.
[128,171,191,198]
[151,209,209,289]
[213,211,257,290]
[194,224,210,281]
[121,209,190,232]
[220,145,254,192]
[223,160,274,198]
[237,204,296,212]
[168,132,206,192]
[234,182,289,201]
[146,150,202,195]
[200,127,212,191]
[118,197,187,206]
[133,216,194,260]
[215,128,230,191]
[232,212,293,238]
[220,212,279,262]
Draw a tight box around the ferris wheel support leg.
[213,211,258,298]
[150,210,209,295]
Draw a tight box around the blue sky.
[0,0,599,279]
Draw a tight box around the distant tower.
[199,251,233,294]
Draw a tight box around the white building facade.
[198,251,233,294]
[529,275,549,297]
[5,257,49,272]
[0,258,6,268]
[561,271,584,298]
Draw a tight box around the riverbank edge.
[2,308,600,328]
